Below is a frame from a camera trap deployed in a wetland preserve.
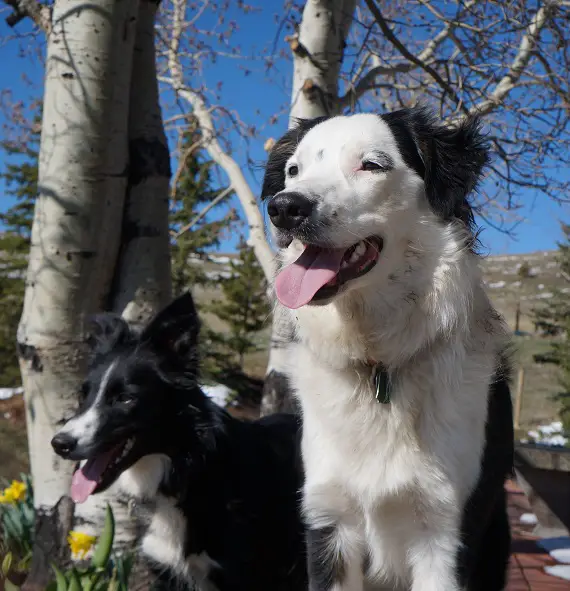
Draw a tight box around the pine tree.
[170,131,236,296]
[0,115,40,386]
[212,239,270,369]
[532,223,570,432]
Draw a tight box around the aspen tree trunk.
[75,5,174,579]
[17,0,139,586]
[111,0,172,330]
[261,0,356,415]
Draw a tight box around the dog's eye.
[115,392,136,406]
[361,160,384,172]
[287,164,299,177]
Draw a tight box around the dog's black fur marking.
[381,106,490,232]
[306,525,346,591]
[261,116,329,200]
[58,292,307,591]
[456,358,514,590]
[262,107,489,237]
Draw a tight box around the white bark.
[262,0,356,414]
[17,0,138,583]
[289,0,357,122]
[111,0,172,331]
[74,0,172,557]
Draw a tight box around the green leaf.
[91,504,114,569]
[4,579,20,591]
[2,551,13,576]
[68,567,82,591]
[51,563,68,591]
[80,570,100,591]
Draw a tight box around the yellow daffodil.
[67,531,98,559]
[0,480,27,504]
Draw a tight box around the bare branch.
[171,185,234,240]
[469,1,561,116]
[363,0,470,115]
[159,0,275,281]
[3,0,51,33]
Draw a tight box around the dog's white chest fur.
[117,455,219,590]
[289,300,500,589]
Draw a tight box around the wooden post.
[513,367,525,430]
[515,300,521,334]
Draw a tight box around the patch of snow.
[519,513,538,525]
[511,281,521,288]
[525,421,568,447]
[201,383,234,408]
[488,281,506,289]
[544,566,570,581]
[0,386,23,400]
[551,548,570,565]
[4,412,11,419]
[535,292,553,299]
[209,255,231,265]
[539,421,563,435]
[538,284,544,290]
[205,270,233,280]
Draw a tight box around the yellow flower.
[0,480,27,504]
[68,531,97,559]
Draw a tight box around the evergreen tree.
[212,239,270,369]
[170,131,236,296]
[533,223,570,432]
[0,115,39,385]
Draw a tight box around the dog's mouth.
[70,437,139,503]
[275,236,383,309]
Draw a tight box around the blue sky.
[0,4,568,256]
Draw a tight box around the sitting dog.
[262,105,514,591]
[51,292,307,591]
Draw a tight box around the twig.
[362,0,470,114]
[171,185,233,240]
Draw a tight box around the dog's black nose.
[267,192,313,230]
[51,432,77,458]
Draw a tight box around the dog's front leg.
[408,530,462,591]
[306,522,365,591]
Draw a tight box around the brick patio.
[506,479,570,590]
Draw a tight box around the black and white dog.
[51,292,307,591]
[262,106,514,591]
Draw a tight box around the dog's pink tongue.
[275,245,345,309]
[70,448,117,504]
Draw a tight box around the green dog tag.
[373,365,392,404]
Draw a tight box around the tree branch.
[362,0,470,114]
[171,185,234,240]
[469,1,561,116]
[161,0,275,281]
[3,0,51,33]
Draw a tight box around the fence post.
[513,367,525,430]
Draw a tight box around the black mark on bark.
[17,343,43,372]
[128,137,171,186]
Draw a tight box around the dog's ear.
[261,117,329,200]
[87,314,131,359]
[140,291,200,361]
[382,106,489,229]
